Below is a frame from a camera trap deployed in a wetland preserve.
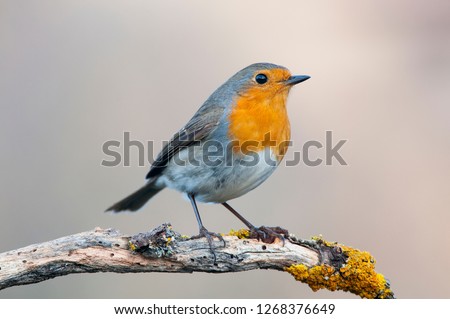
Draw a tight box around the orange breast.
[228,86,291,161]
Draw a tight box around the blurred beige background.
[1,0,449,298]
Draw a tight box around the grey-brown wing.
[146,106,223,179]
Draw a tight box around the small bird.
[107,63,310,257]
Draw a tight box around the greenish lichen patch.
[285,237,394,299]
[129,223,178,258]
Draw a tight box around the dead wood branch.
[0,224,394,298]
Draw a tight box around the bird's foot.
[248,226,289,245]
[191,226,226,264]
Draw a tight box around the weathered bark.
[0,224,394,298]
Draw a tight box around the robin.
[106,63,310,258]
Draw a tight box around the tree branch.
[0,224,394,298]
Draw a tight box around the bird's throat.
[228,89,291,160]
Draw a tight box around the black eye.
[255,73,268,84]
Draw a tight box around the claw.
[249,226,288,245]
[191,226,226,264]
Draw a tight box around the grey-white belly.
[155,147,279,203]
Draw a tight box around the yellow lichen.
[285,238,393,299]
[228,229,250,239]
[129,241,137,251]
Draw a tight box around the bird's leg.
[222,202,288,245]
[188,193,225,263]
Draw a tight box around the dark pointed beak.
[285,75,310,86]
